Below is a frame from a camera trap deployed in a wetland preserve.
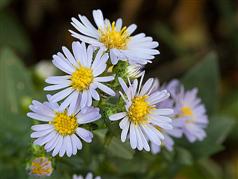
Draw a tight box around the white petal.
[33,131,56,146]
[141,124,161,146]
[76,128,93,143]
[93,63,106,76]
[139,78,154,96]
[121,119,130,142]
[59,137,67,157]
[116,18,122,31]
[147,90,170,105]
[127,24,137,35]
[129,123,137,149]
[94,76,114,82]
[150,119,173,130]
[109,112,126,121]
[92,52,108,70]
[45,133,59,151]
[29,102,54,117]
[31,124,53,131]
[118,77,128,93]
[27,112,52,122]
[70,31,103,46]
[68,92,81,115]
[80,90,88,109]
[96,82,115,96]
[50,87,74,103]
[62,46,78,67]
[52,136,63,156]
[133,126,142,150]
[72,134,82,150]
[59,91,79,111]
[86,45,94,67]
[137,126,150,151]
[65,135,73,157]
[44,83,70,91]
[78,15,98,37]
[93,9,105,29]
[119,117,129,129]
[152,108,174,116]
[77,110,101,124]
[90,87,100,100]
[31,128,54,138]
[45,75,70,85]
[70,134,78,155]
[52,54,75,74]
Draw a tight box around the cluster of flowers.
[27,9,208,177]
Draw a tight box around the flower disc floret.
[71,66,93,91]
[99,21,129,49]
[51,112,78,136]
[128,96,152,125]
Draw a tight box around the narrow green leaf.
[107,137,134,160]
[0,47,33,115]
[0,12,31,54]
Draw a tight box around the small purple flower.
[174,86,208,143]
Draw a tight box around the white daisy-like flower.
[27,96,101,157]
[44,42,115,109]
[29,157,53,176]
[69,9,159,65]
[109,74,173,151]
[73,172,101,179]
[174,86,208,143]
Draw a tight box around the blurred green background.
[1,0,238,178]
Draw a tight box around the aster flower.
[109,74,173,151]
[174,86,208,143]
[27,96,101,157]
[44,42,115,109]
[73,172,101,179]
[69,9,159,65]
[29,157,53,176]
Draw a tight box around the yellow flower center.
[128,96,152,125]
[31,157,53,176]
[99,21,130,49]
[181,106,193,116]
[71,66,93,91]
[50,112,78,136]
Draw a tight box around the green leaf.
[0,47,34,115]
[179,159,222,179]
[182,52,219,114]
[94,129,108,141]
[175,147,193,166]
[0,48,33,178]
[0,12,31,54]
[0,113,31,179]
[107,137,135,159]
